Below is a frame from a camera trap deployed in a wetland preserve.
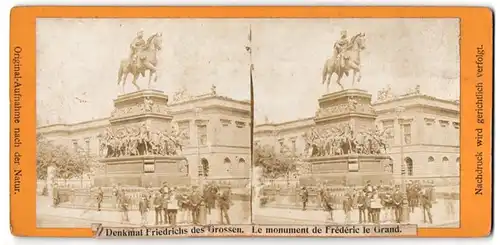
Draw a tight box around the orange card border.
[9,6,493,238]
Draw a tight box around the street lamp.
[395,106,410,223]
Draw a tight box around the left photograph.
[36,19,252,228]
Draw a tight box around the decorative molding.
[235,121,245,128]
[220,119,231,126]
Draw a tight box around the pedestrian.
[218,186,232,224]
[300,186,309,211]
[152,191,163,225]
[190,186,203,225]
[356,190,367,223]
[120,194,131,224]
[370,188,383,224]
[420,187,433,224]
[342,188,354,223]
[179,192,192,224]
[52,183,60,208]
[139,193,150,226]
[392,185,404,223]
[112,184,118,209]
[166,187,179,226]
[96,187,104,212]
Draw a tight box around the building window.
[235,121,245,128]
[291,139,297,153]
[442,156,449,164]
[278,138,285,153]
[224,157,231,173]
[220,119,231,127]
[199,158,209,177]
[382,120,395,144]
[177,121,190,144]
[428,156,435,163]
[456,157,460,164]
[239,158,246,164]
[72,139,78,152]
[403,124,412,145]
[404,157,414,176]
[439,120,450,128]
[85,138,91,154]
[197,124,207,146]
[453,122,460,129]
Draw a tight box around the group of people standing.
[109,182,233,226]
[299,180,437,224]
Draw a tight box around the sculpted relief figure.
[322,30,366,93]
[117,30,163,93]
[301,121,394,158]
[144,96,154,112]
[99,123,185,158]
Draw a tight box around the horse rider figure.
[333,30,350,76]
[129,30,147,77]
[130,30,146,60]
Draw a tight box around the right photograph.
[251,18,460,227]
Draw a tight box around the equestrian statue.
[117,30,163,93]
[322,30,366,93]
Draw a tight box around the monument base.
[302,154,393,186]
[95,155,190,187]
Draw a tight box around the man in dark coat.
[152,191,163,225]
[96,187,104,211]
[139,193,150,226]
[392,185,404,223]
[356,189,367,223]
[217,187,232,224]
[420,187,433,224]
[52,183,60,208]
[299,186,309,211]
[190,186,203,225]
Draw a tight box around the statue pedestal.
[302,89,392,186]
[96,89,191,187]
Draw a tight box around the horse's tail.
[322,60,329,84]
[117,62,124,85]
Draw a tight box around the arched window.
[223,157,231,173]
[239,158,246,164]
[428,156,435,163]
[456,157,460,164]
[442,156,449,164]
[404,157,414,176]
[199,158,209,177]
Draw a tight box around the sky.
[36,18,459,125]
[251,18,460,124]
[36,18,252,125]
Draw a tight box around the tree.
[253,143,298,181]
[36,133,54,180]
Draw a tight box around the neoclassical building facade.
[38,91,252,186]
[254,89,460,178]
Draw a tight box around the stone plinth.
[303,89,393,186]
[302,155,392,186]
[110,89,172,131]
[95,89,190,187]
[95,155,190,187]
[315,89,376,133]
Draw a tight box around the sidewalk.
[254,200,459,227]
[37,196,250,226]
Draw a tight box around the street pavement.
[36,196,250,228]
[253,199,459,228]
